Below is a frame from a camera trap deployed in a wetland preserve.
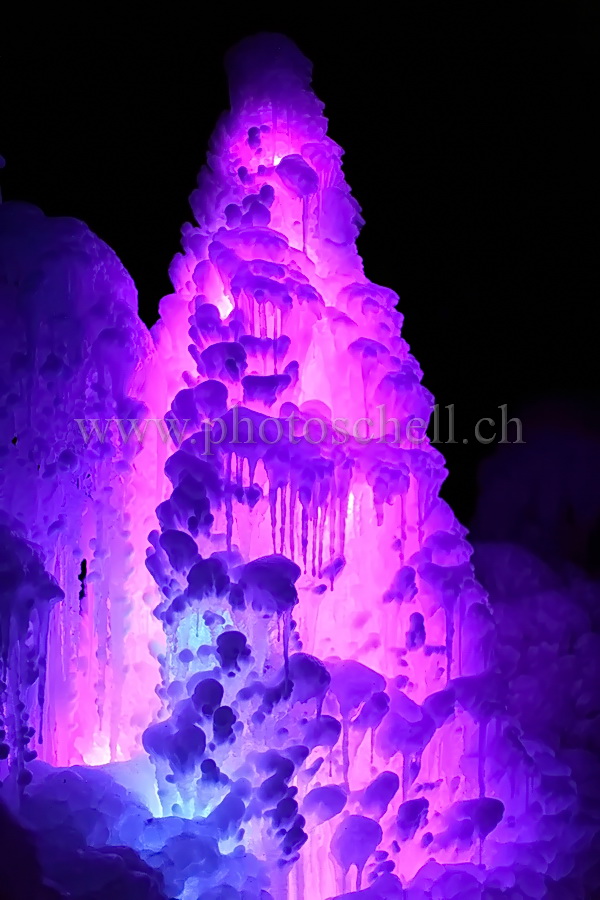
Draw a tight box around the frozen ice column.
[143,33,502,899]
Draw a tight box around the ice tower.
[1,31,594,900]
[141,33,504,898]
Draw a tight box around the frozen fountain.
[0,33,598,900]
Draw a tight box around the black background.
[2,8,597,527]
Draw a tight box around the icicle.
[225,451,233,551]
[329,493,336,569]
[311,500,318,577]
[342,716,350,790]
[445,605,454,684]
[457,589,464,676]
[273,304,278,374]
[259,300,267,339]
[339,494,349,559]
[283,609,291,685]
[295,860,305,900]
[301,507,309,573]
[269,487,278,553]
[317,500,327,578]
[400,494,406,549]
[280,484,287,555]
[478,718,488,798]
[302,195,308,253]
[35,605,50,748]
[289,484,297,561]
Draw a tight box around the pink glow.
[135,33,500,893]
[2,33,572,900]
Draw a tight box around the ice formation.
[0,32,599,900]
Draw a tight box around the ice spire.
[142,32,505,898]
[2,32,591,900]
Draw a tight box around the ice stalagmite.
[0,31,598,900]
[142,33,506,898]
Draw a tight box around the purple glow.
[0,32,598,900]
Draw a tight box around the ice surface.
[0,31,599,900]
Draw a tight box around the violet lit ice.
[0,32,598,900]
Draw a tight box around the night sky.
[2,9,597,527]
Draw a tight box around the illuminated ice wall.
[0,32,598,900]
[0,202,165,771]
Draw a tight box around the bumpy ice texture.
[0,32,599,900]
